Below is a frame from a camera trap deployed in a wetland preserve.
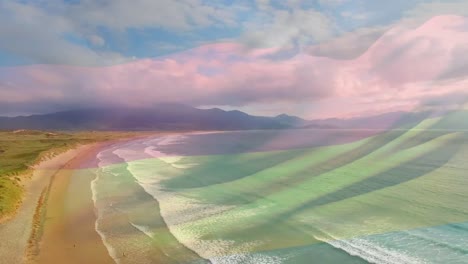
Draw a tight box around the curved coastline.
[0,145,96,264]
[33,142,116,264]
[92,136,210,264]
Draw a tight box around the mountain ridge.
[1,103,459,131]
[0,104,298,131]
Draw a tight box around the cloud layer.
[4,0,468,66]
[1,15,468,118]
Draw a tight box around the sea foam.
[110,134,275,263]
[313,232,426,264]
[92,147,122,264]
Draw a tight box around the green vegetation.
[0,130,149,219]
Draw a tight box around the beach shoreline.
[0,131,213,264]
[31,141,117,264]
[0,136,151,264]
[0,143,110,264]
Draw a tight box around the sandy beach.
[0,142,119,264]
[0,145,92,263]
[33,142,116,264]
[0,131,205,264]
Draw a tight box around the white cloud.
[317,0,350,7]
[87,35,105,47]
[70,0,236,32]
[2,0,467,67]
[405,0,468,22]
[255,0,271,11]
[0,1,127,65]
[341,11,369,21]
[243,8,335,49]
[2,14,468,118]
[0,0,238,65]
[308,26,388,59]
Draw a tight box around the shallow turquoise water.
[90,128,468,263]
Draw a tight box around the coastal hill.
[0,103,454,131]
[0,103,297,131]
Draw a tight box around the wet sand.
[34,142,115,264]
[0,132,203,264]
[0,144,114,264]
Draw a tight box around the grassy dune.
[0,130,148,219]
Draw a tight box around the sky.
[1,0,468,118]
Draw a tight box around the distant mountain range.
[0,103,296,131]
[0,103,458,131]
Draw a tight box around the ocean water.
[89,127,468,264]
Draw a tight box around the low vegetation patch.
[0,130,150,219]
